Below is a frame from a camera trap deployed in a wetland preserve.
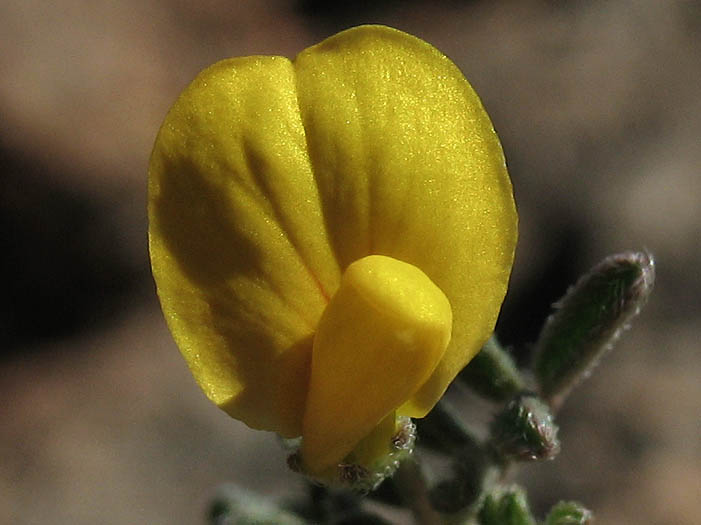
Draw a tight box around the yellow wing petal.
[148,56,340,437]
[294,26,518,416]
[301,255,452,473]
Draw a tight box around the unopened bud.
[533,251,655,408]
[208,484,305,525]
[490,393,560,461]
[478,485,537,525]
[545,501,593,524]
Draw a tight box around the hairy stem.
[393,459,442,525]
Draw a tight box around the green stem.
[458,336,525,402]
[393,459,443,525]
[416,399,481,455]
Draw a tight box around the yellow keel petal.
[301,255,452,473]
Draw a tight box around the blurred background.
[1,1,699,523]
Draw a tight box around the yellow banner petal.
[149,56,340,437]
[294,26,517,416]
[149,25,517,447]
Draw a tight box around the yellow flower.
[148,25,517,477]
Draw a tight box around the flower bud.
[533,251,655,408]
[545,501,593,524]
[490,393,560,461]
[208,484,305,525]
[478,485,537,525]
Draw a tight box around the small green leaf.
[478,486,537,525]
[545,501,593,524]
[533,251,655,407]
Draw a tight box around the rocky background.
[1,1,699,523]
